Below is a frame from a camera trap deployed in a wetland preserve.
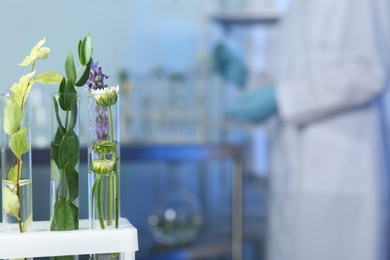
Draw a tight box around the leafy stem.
[3,38,62,233]
[50,34,91,237]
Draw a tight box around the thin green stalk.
[114,168,119,228]
[98,176,105,229]
[107,173,113,226]
[61,111,69,199]
[108,106,119,228]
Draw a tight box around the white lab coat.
[267,0,390,260]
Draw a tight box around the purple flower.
[95,105,110,140]
[87,59,108,91]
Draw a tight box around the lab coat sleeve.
[276,0,390,125]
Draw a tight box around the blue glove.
[213,43,248,88]
[227,86,277,123]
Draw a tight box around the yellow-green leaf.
[19,38,49,66]
[19,56,34,67]
[3,99,23,135]
[34,72,63,84]
[34,37,46,49]
[7,163,21,183]
[22,214,32,232]
[10,127,30,159]
[10,71,36,107]
[3,187,20,219]
[36,47,50,60]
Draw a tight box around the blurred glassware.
[148,163,203,247]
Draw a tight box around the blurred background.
[0,0,359,259]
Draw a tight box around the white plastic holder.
[0,218,138,260]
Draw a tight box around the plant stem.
[16,157,23,232]
[98,176,105,229]
[107,106,119,228]
[61,111,69,199]
[107,173,113,226]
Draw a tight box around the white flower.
[91,85,119,107]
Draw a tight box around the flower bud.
[92,139,112,154]
[92,159,114,175]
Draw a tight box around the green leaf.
[22,213,32,232]
[33,72,63,84]
[50,159,60,198]
[8,163,21,183]
[65,163,79,203]
[51,127,64,168]
[52,97,65,133]
[3,98,23,135]
[75,59,91,87]
[77,40,83,64]
[79,34,92,66]
[65,50,76,85]
[51,255,75,260]
[51,198,76,231]
[70,202,79,229]
[59,129,79,169]
[3,187,20,219]
[58,77,66,94]
[58,84,76,112]
[10,127,30,159]
[91,174,102,205]
[68,95,78,131]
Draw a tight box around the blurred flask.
[148,162,203,246]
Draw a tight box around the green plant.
[50,34,92,231]
[3,38,63,233]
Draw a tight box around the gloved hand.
[213,43,248,88]
[227,86,277,123]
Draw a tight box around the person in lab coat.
[229,0,390,259]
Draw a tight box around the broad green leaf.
[75,60,91,87]
[65,50,76,85]
[60,83,77,111]
[51,198,76,231]
[50,159,60,197]
[22,213,32,232]
[10,127,30,159]
[3,187,20,219]
[3,99,23,136]
[65,79,77,94]
[70,202,79,229]
[33,72,63,84]
[79,34,92,66]
[65,163,79,203]
[58,77,66,94]
[8,163,21,183]
[59,129,79,168]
